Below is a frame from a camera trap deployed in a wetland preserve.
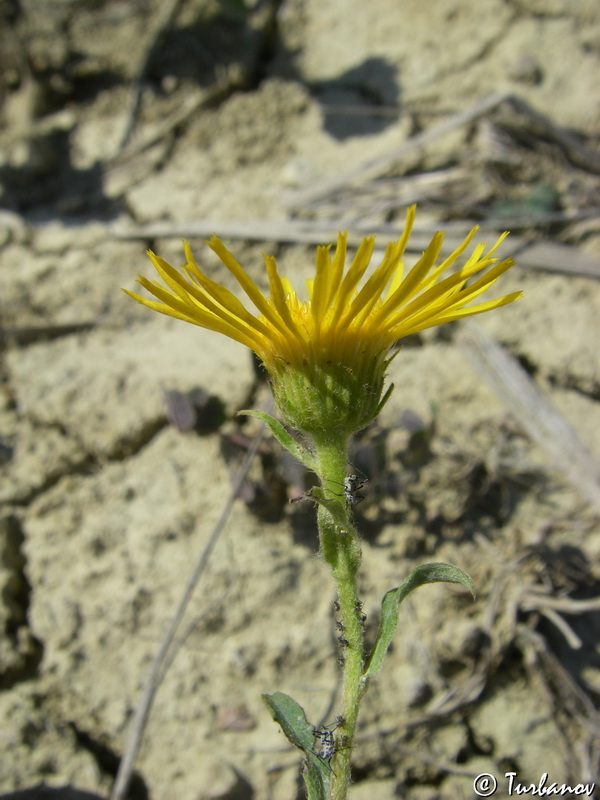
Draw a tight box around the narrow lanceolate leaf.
[238,409,316,471]
[363,563,477,680]
[262,692,330,800]
[302,758,328,800]
[262,691,315,752]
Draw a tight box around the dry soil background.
[1,1,600,799]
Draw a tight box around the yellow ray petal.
[385,254,508,329]
[135,269,271,346]
[382,205,417,302]
[390,291,522,338]
[388,257,517,336]
[122,286,263,351]
[264,253,307,345]
[328,235,376,330]
[125,208,521,393]
[328,232,348,305]
[311,243,333,328]
[148,254,275,344]
[207,235,293,339]
[372,231,444,327]
[342,238,406,333]
[393,227,481,307]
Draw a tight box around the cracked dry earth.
[1,1,600,799]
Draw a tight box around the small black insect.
[314,727,336,761]
[290,469,367,509]
[326,469,368,507]
[342,473,366,506]
[313,716,345,763]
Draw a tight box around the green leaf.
[363,562,476,680]
[238,409,316,471]
[262,691,315,752]
[262,692,329,800]
[303,758,328,800]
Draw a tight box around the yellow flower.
[124,206,521,438]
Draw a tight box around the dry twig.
[458,322,600,514]
[118,0,188,151]
[113,217,600,279]
[110,422,266,800]
[282,91,600,211]
[282,91,514,211]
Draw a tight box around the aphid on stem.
[326,467,368,507]
[313,716,346,764]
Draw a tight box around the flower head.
[124,206,521,439]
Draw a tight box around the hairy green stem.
[313,437,367,800]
